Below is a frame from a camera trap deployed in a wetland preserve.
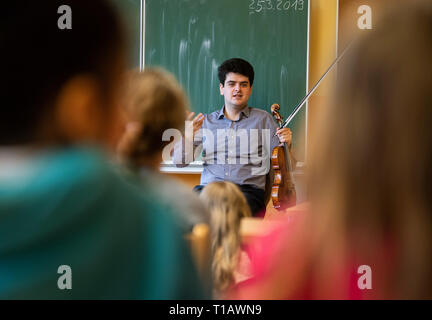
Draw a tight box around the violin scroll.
[271,104,283,127]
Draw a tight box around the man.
[174,58,293,216]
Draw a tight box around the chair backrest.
[240,217,282,245]
[185,223,211,289]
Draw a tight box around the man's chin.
[231,101,247,108]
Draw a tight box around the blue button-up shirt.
[174,105,280,190]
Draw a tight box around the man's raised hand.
[187,111,205,136]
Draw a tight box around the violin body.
[271,145,296,209]
[270,104,297,210]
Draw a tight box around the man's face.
[220,72,253,109]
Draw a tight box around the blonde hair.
[123,68,189,164]
[308,0,432,298]
[200,182,251,293]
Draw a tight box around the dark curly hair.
[217,58,254,86]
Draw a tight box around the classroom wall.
[307,0,390,158]
[163,172,201,188]
[306,0,338,159]
[338,0,392,49]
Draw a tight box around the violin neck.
[282,142,293,171]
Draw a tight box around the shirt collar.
[217,105,250,120]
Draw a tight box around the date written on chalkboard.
[249,0,304,14]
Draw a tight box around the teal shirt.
[0,147,204,299]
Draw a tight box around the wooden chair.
[185,223,211,289]
[240,217,281,245]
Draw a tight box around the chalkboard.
[145,0,309,160]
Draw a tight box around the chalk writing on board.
[249,0,304,15]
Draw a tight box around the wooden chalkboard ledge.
[160,160,204,174]
[160,161,305,175]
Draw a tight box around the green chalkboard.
[145,0,309,160]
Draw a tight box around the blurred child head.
[308,0,432,298]
[1,0,126,149]
[118,68,188,168]
[200,181,251,293]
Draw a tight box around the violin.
[270,103,296,210]
[267,46,351,209]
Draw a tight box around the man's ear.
[219,83,224,95]
[54,75,105,144]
